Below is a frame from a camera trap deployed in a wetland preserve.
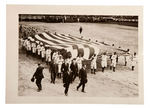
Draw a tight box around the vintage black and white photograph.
[6,5,143,104]
[18,14,139,97]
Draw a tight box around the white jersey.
[23,39,28,48]
[58,58,64,65]
[41,46,45,58]
[101,55,107,67]
[31,42,36,53]
[111,54,117,67]
[26,40,31,51]
[91,55,97,69]
[52,52,58,61]
[111,54,117,62]
[57,58,64,73]
[131,55,138,66]
[101,55,107,62]
[45,49,51,62]
[124,51,131,62]
[37,45,41,55]
[46,49,51,55]
[125,55,130,62]
[54,55,59,64]
[76,57,83,64]
[76,57,83,71]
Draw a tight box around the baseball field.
[18,22,138,97]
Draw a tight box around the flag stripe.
[38,33,61,45]
[47,32,74,44]
[35,34,65,49]
[34,35,63,49]
[33,32,100,60]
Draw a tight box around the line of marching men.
[20,37,88,96]
[20,36,138,73]
[20,37,138,96]
[19,24,138,74]
[99,49,138,73]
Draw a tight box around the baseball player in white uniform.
[52,51,59,64]
[41,45,45,62]
[110,52,117,72]
[90,54,97,74]
[26,39,31,56]
[101,52,108,72]
[45,47,52,65]
[37,43,42,58]
[124,49,130,66]
[52,51,57,61]
[57,55,64,78]
[31,40,36,56]
[76,54,84,73]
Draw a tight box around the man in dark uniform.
[63,71,72,96]
[61,59,71,96]
[77,64,87,93]
[61,60,69,83]
[32,63,44,92]
[49,61,57,84]
[70,59,78,82]
[79,26,83,34]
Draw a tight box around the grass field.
[19,22,138,97]
[20,22,138,53]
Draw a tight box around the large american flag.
[33,32,100,60]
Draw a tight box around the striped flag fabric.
[32,32,100,60]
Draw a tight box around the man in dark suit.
[70,59,78,82]
[61,60,69,83]
[63,71,72,96]
[77,64,87,93]
[32,63,44,92]
[49,61,57,84]
[63,71,71,96]
[61,59,71,96]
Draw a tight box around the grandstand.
[19,14,138,27]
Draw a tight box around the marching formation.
[19,24,138,96]
[20,36,138,96]
[21,37,89,95]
